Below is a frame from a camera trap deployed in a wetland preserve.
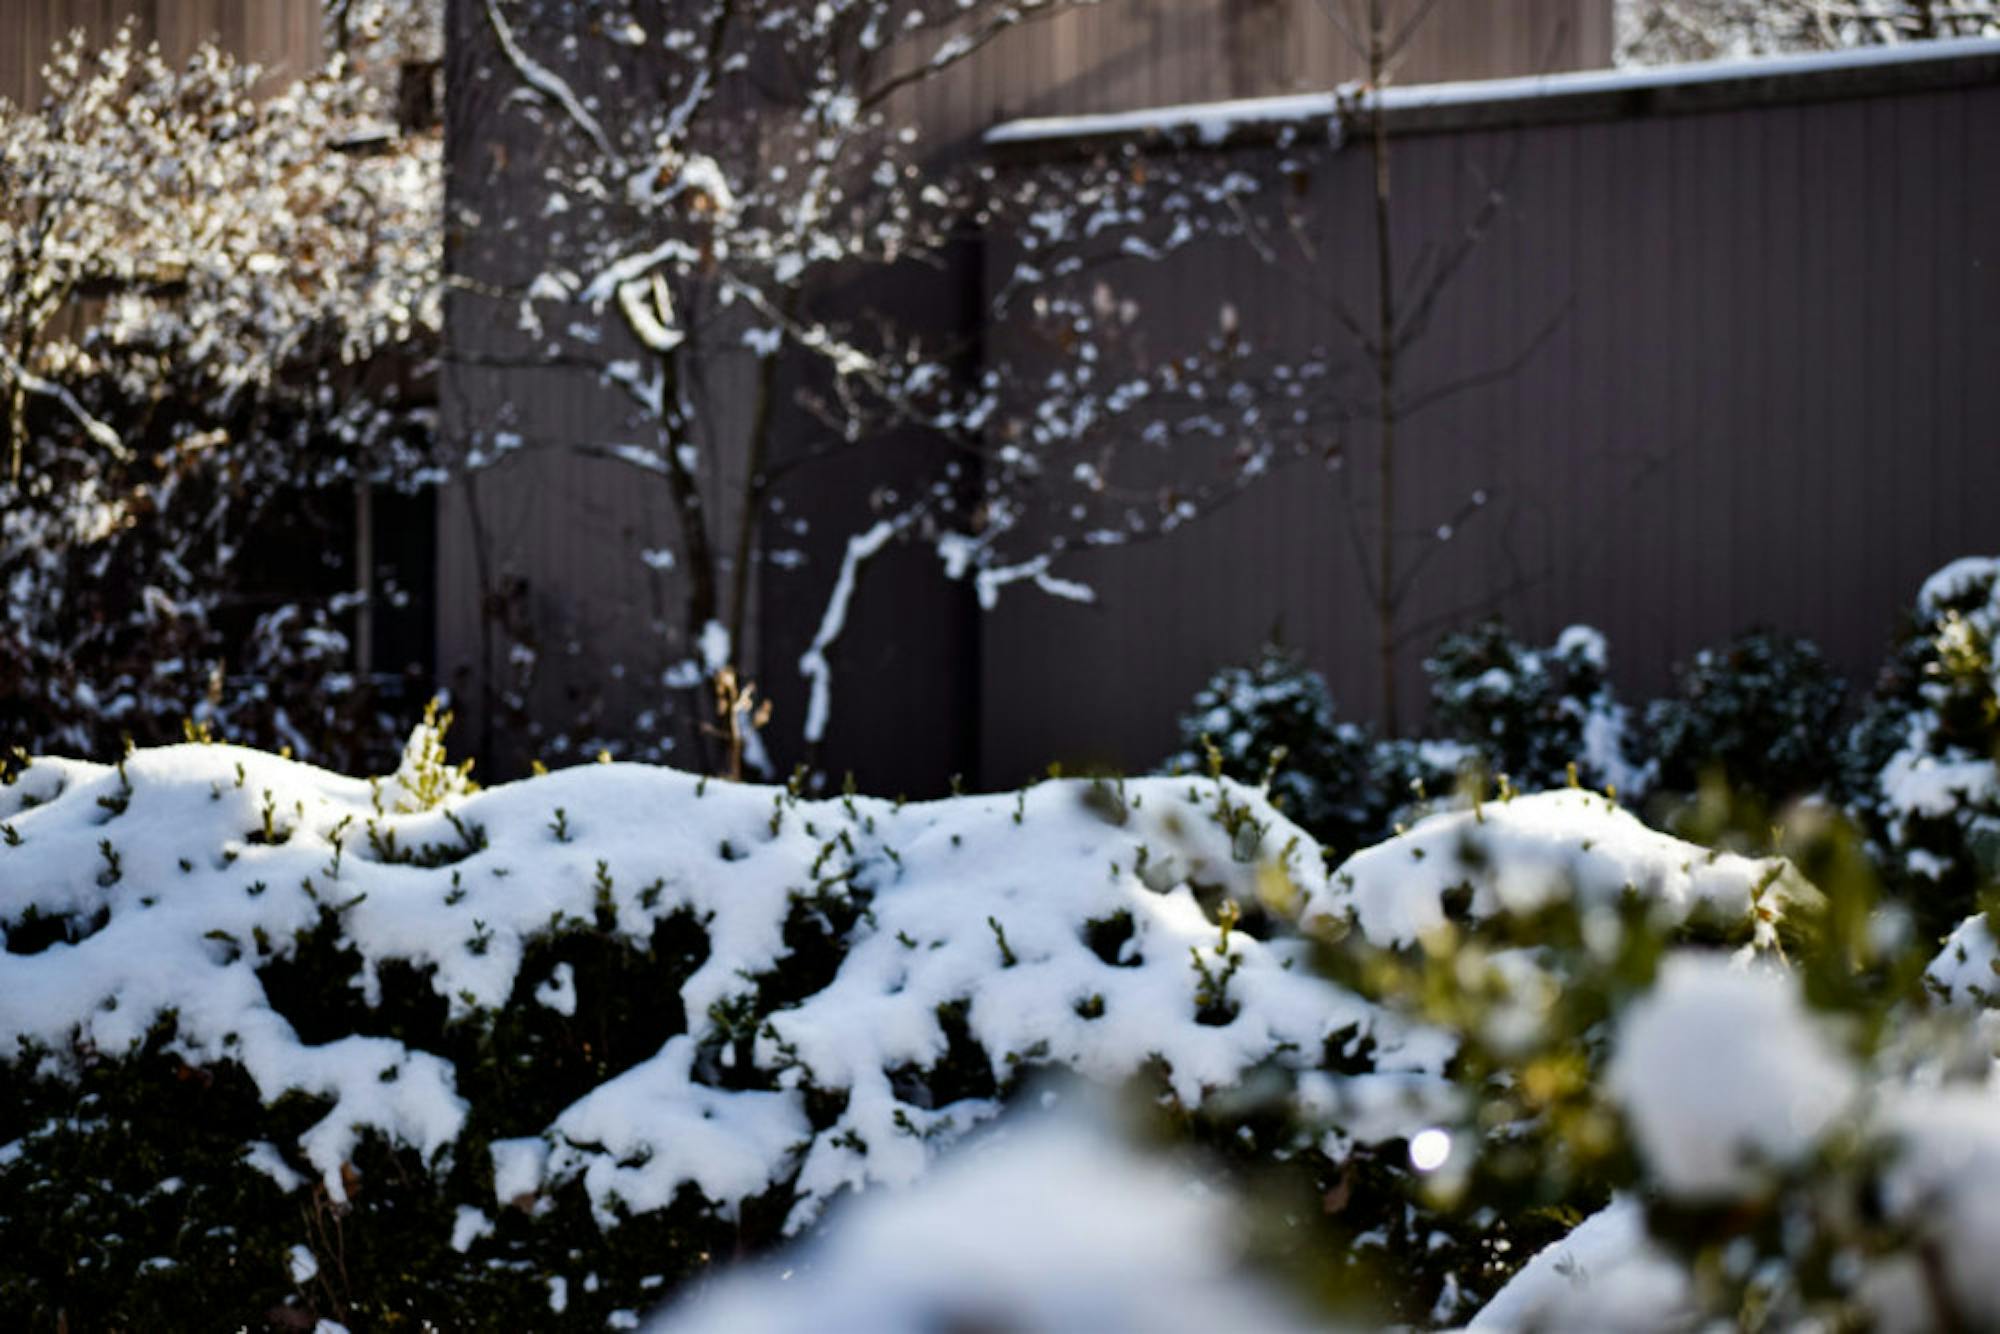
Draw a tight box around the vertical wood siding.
[1,0,320,107]
[899,0,1611,143]
[975,73,2000,787]
[438,0,1611,788]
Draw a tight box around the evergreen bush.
[1642,630,1849,804]
[1163,644,1416,854]
[0,724,1407,1329]
[1423,621,1640,795]
[1847,557,2000,943]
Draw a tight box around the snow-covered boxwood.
[1424,621,1642,796]
[1163,644,1433,856]
[0,719,1448,1328]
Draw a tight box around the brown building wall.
[0,0,320,106]
[897,0,1612,139]
[437,0,1613,788]
[974,48,2000,786]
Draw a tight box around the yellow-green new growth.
[392,699,477,814]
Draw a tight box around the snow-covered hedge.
[674,785,2000,1332]
[1177,556,2000,953]
[0,723,1448,1328]
[9,630,2000,1330]
[648,1096,1329,1334]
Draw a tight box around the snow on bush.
[11,673,2000,1328]
[1283,789,1823,1322]
[1851,556,2000,940]
[0,723,1441,1326]
[1467,1196,1690,1332]
[1479,940,2000,1332]
[0,21,439,769]
[1927,908,2000,1007]
[1162,644,1452,856]
[1425,622,1645,797]
[1606,953,1856,1199]
[1458,812,2000,1332]
[1315,787,1816,949]
[649,1097,1326,1334]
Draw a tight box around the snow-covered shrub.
[1164,644,1467,856]
[1165,645,1382,849]
[1424,622,1643,795]
[650,1097,1326,1334]
[0,23,440,770]
[1329,792,2000,1332]
[1642,630,1849,804]
[0,729,1442,1328]
[1848,557,2000,943]
[1081,787,1827,1326]
[1477,913,2000,1333]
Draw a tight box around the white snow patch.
[1470,1196,1691,1332]
[535,961,578,1016]
[1317,789,1813,949]
[1607,952,1856,1200]
[648,1102,1326,1334]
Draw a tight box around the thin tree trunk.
[458,469,499,764]
[1368,0,1401,736]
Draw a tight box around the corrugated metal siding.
[976,73,2000,787]
[0,0,320,106]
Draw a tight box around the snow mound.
[648,1096,1330,1334]
[1469,1196,1690,1333]
[0,739,1434,1237]
[1314,789,1815,948]
[1607,952,1856,1199]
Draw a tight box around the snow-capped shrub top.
[1606,952,1857,1200]
[650,1100,1325,1334]
[1314,789,1814,950]
[0,738,1436,1242]
[1163,644,1385,848]
[1917,556,2000,616]
[1424,621,1643,796]
[1926,910,2000,1007]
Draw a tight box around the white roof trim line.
[984,34,2000,146]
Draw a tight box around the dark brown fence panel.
[438,0,1611,786]
[976,58,2000,788]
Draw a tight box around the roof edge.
[985,35,2000,155]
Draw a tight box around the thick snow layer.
[0,737,1435,1235]
[1607,953,1856,1199]
[1917,555,2000,613]
[1315,789,1813,948]
[1469,1196,1690,1333]
[647,1099,1329,1334]
[1879,717,1998,825]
